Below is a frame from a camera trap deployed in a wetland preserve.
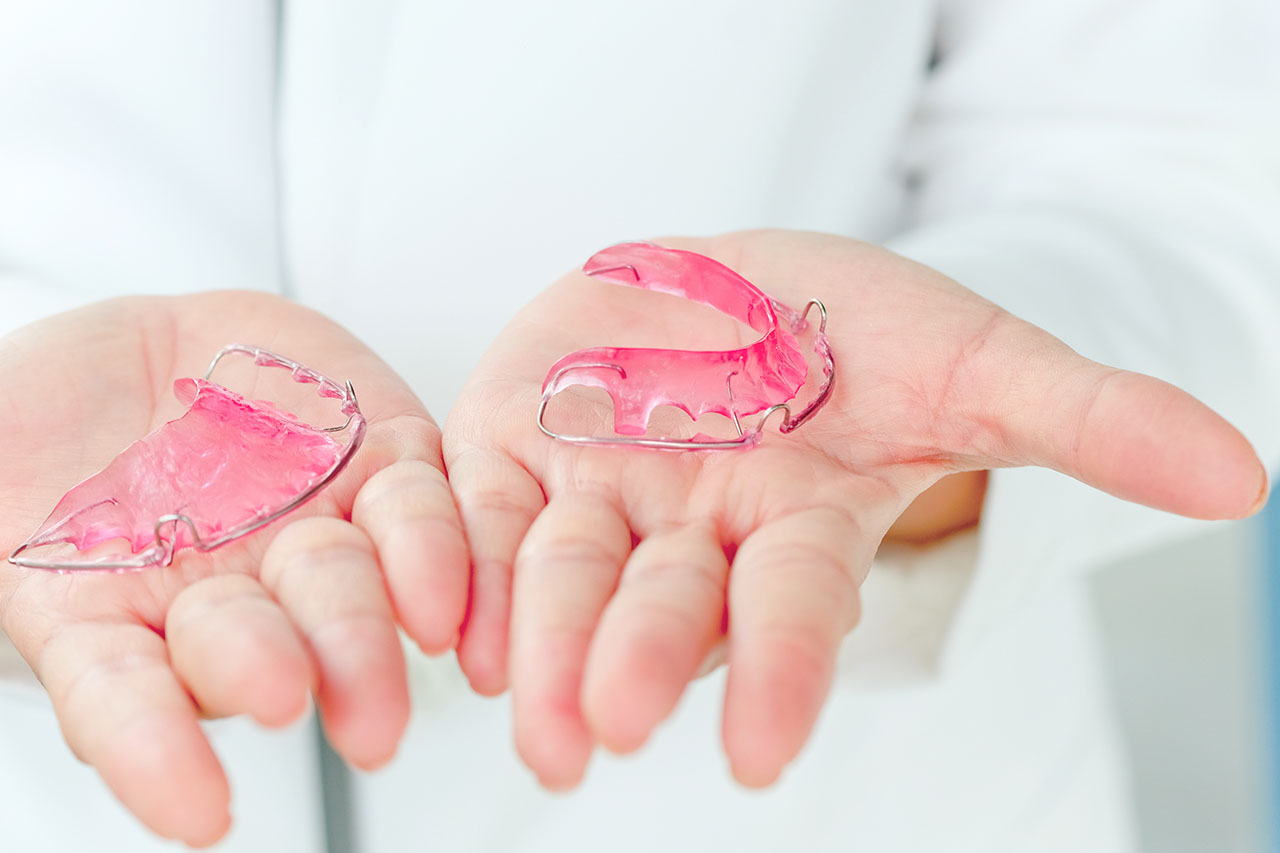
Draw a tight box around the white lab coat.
[1,1,1278,850]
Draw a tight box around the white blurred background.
[1093,520,1273,853]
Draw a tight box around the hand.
[443,229,1264,788]
[0,292,467,846]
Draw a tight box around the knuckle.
[627,594,716,646]
[267,514,368,555]
[309,609,395,649]
[622,556,724,611]
[354,460,448,520]
[363,416,443,468]
[44,647,174,759]
[460,484,539,521]
[166,575,264,635]
[746,620,836,682]
[450,448,544,516]
[261,519,373,590]
[517,531,624,573]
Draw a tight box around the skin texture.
[443,229,1266,790]
[0,293,468,847]
[0,230,1265,841]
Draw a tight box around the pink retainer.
[8,346,366,572]
[539,243,834,450]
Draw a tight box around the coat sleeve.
[860,0,1280,675]
[0,0,283,332]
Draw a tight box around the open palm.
[0,292,467,846]
[444,229,1264,789]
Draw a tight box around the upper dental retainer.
[8,345,366,572]
[539,242,834,450]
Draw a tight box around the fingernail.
[1249,465,1271,516]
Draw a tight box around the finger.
[260,517,409,769]
[980,324,1266,519]
[353,457,469,655]
[581,523,728,753]
[166,573,314,727]
[33,620,230,846]
[510,492,631,788]
[446,445,546,695]
[722,507,868,787]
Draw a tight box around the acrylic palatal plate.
[8,345,366,572]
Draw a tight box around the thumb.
[975,324,1266,521]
